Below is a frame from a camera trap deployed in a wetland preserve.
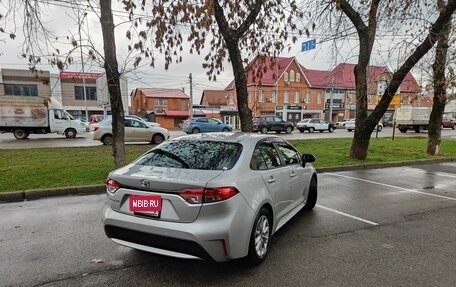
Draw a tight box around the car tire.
[347,129,353,132]
[65,128,77,139]
[152,133,165,144]
[377,125,383,132]
[260,127,268,134]
[13,129,28,140]
[276,131,281,134]
[304,176,317,210]
[285,126,293,134]
[399,128,407,133]
[246,207,271,265]
[299,129,304,133]
[101,134,113,145]
[328,127,335,133]
[308,127,315,133]
[192,127,200,134]
[222,128,229,132]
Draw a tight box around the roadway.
[1,127,455,149]
[1,162,456,286]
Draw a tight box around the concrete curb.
[0,157,454,203]
[316,157,456,173]
[0,184,105,203]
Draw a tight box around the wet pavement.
[1,162,455,286]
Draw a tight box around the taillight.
[179,189,204,204]
[204,187,238,203]
[179,187,238,204]
[92,126,99,132]
[105,179,120,193]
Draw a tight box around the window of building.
[271,91,277,103]
[259,90,264,102]
[74,86,97,100]
[294,91,300,103]
[317,92,322,104]
[181,99,187,110]
[248,93,252,103]
[296,73,301,82]
[4,84,38,97]
[284,91,289,103]
[306,91,311,103]
[284,72,289,82]
[153,98,169,106]
[229,95,234,105]
[290,70,295,82]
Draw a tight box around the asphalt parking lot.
[1,161,455,286]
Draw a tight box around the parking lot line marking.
[327,173,456,201]
[316,204,379,226]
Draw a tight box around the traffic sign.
[301,39,316,52]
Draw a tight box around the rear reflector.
[179,187,238,204]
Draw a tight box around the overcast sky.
[0,1,430,104]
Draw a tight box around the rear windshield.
[136,140,243,170]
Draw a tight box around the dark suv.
[253,115,294,134]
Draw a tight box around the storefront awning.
[164,110,189,117]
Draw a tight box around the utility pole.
[189,73,193,119]
[78,11,89,121]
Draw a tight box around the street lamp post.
[78,11,89,121]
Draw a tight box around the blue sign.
[301,39,316,52]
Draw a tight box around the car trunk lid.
[108,165,224,223]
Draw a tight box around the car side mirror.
[301,153,316,167]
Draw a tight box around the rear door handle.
[290,171,296,177]
[267,176,276,183]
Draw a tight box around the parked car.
[127,114,161,127]
[252,115,294,134]
[442,117,456,129]
[92,117,170,145]
[182,118,232,134]
[296,119,336,133]
[89,114,105,124]
[335,118,352,128]
[345,120,383,132]
[102,132,317,264]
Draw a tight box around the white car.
[296,118,336,133]
[345,120,383,132]
[92,117,170,145]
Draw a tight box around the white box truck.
[394,106,431,133]
[0,96,87,139]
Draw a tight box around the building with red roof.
[130,88,190,130]
[202,56,422,125]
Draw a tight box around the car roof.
[172,132,284,145]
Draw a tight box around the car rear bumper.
[102,194,255,262]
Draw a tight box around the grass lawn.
[1,137,455,192]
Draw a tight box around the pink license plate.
[129,195,162,213]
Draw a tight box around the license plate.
[129,195,162,216]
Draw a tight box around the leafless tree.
[123,0,308,131]
[0,0,150,168]
[309,0,456,160]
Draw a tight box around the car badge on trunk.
[140,179,150,187]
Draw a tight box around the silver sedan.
[102,132,317,264]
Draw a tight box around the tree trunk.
[100,0,126,168]
[337,0,379,160]
[225,39,253,132]
[427,7,451,155]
